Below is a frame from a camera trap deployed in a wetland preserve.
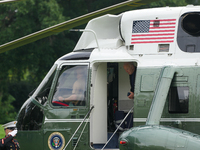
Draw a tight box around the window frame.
[49,62,90,108]
[168,86,189,114]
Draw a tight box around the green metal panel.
[16,131,43,149]
[134,67,161,122]
[43,124,90,150]
[134,66,200,135]
[140,74,155,92]
[160,67,200,134]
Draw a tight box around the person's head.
[76,66,86,79]
[123,62,135,75]
[4,128,15,136]
[2,121,17,136]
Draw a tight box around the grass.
[0,124,5,138]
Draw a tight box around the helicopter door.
[90,63,107,145]
[43,64,89,150]
[90,62,136,148]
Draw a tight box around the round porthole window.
[182,13,200,36]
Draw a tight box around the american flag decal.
[131,19,176,44]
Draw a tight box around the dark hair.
[4,127,15,130]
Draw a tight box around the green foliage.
[0,94,17,124]
[0,125,4,139]
[145,0,200,8]
[0,0,68,123]
[8,81,35,111]
[150,0,187,7]
[186,0,200,5]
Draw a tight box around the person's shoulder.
[13,139,20,149]
[4,135,13,140]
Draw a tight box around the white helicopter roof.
[74,6,184,50]
[60,5,200,67]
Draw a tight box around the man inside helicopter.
[123,62,136,99]
[56,65,87,106]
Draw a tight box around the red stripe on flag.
[149,26,175,29]
[150,22,176,25]
[132,37,174,40]
[150,19,176,22]
[149,30,175,33]
[131,40,174,44]
[132,33,175,37]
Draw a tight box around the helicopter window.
[177,12,200,53]
[52,65,88,107]
[181,13,200,36]
[35,67,56,105]
[17,100,44,130]
[168,86,189,113]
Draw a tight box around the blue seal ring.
[48,132,65,150]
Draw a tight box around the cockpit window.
[17,100,44,130]
[34,67,56,105]
[52,65,88,107]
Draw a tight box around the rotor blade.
[0,0,158,53]
[0,0,24,4]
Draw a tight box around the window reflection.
[52,65,88,106]
[17,100,44,130]
[35,65,56,105]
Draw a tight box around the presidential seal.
[48,132,65,150]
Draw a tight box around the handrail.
[101,106,134,150]
[70,29,101,52]
[73,120,89,150]
[63,105,94,150]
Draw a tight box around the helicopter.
[2,0,200,150]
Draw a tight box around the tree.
[0,0,68,123]
[0,93,16,123]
